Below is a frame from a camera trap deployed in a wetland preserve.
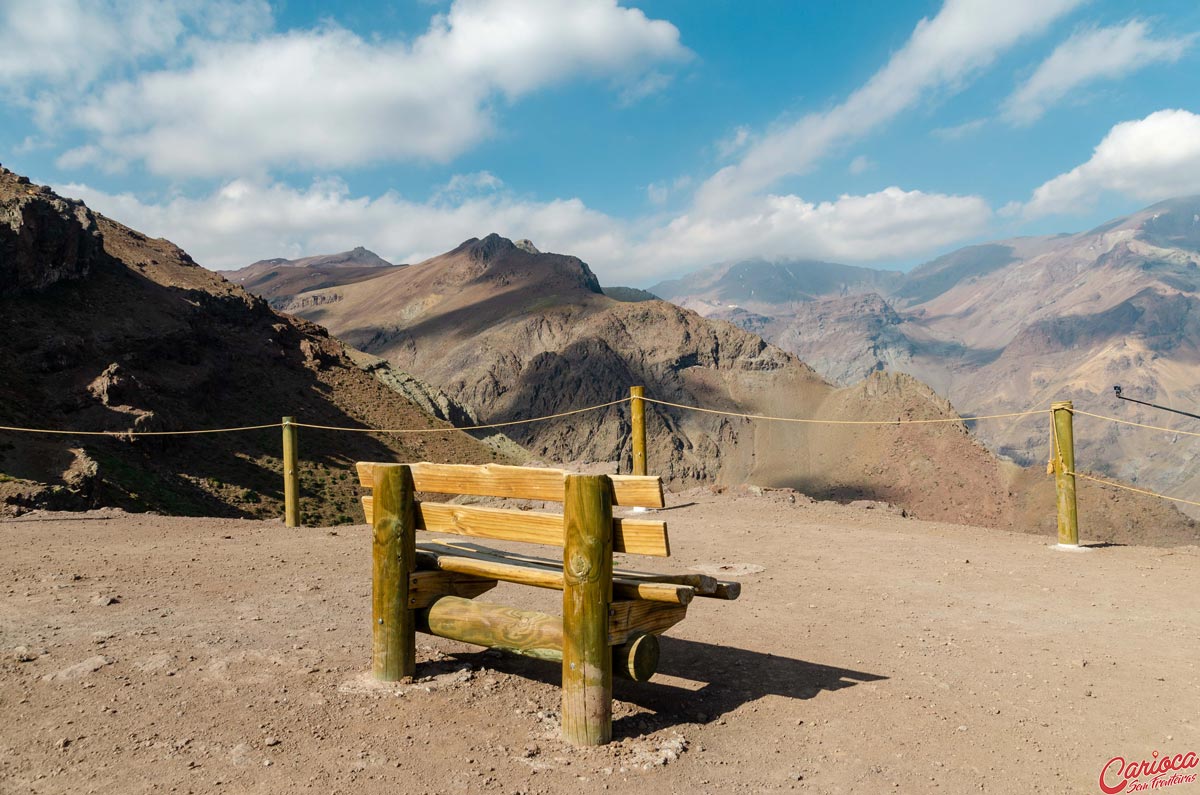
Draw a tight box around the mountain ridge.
[262,230,1196,542]
[0,166,501,521]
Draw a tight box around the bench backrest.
[356,462,670,557]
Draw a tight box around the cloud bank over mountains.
[4,0,1198,282]
[1022,109,1200,217]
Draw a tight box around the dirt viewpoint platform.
[2,491,1197,794]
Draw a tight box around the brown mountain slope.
[659,199,1200,521]
[273,234,1195,541]
[0,167,502,522]
[224,246,404,307]
[878,204,1200,520]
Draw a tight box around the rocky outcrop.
[0,165,104,294]
[342,346,477,426]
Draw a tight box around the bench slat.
[360,497,670,557]
[356,462,665,508]
[415,543,693,605]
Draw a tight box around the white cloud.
[63,0,689,176]
[57,177,627,272]
[643,175,692,206]
[715,125,751,158]
[58,178,990,283]
[932,118,987,140]
[848,155,874,175]
[1023,109,1200,217]
[431,171,504,203]
[1003,20,1195,125]
[0,0,271,91]
[695,0,1085,211]
[632,187,992,273]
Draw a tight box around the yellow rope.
[639,396,1049,425]
[0,422,282,437]
[1067,470,1200,509]
[290,397,632,434]
[1072,409,1200,439]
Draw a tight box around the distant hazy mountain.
[225,246,404,306]
[650,257,903,316]
[656,197,1200,515]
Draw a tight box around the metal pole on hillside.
[1051,401,1079,547]
[1113,385,1200,421]
[282,416,300,527]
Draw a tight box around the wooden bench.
[357,461,741,746]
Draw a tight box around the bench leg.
[562,474,614,745]
[372,464,416,681]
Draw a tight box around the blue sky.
[2,0,1199,285]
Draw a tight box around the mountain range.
[4,162,1194,543]
[247,231,1194,542]
[648,198,1200,517]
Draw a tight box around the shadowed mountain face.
[267,233,1195,541]
[891,243,1019,306]
[224,246,404,307]
[647,197,1200,518]
[0,167,500,521]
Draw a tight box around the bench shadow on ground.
[442,637,887,740]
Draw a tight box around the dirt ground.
[2,490,1198,794]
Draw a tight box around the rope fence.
[640,396,1049,425]
[1066,470,1200,510]
[0,422,283,437]
[1071,409,1200,439]
[291,397,634,434]
[2,387,1197,536]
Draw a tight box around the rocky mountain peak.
[443,233,602,294]
[1,165,106,295]
[464,233,517,263]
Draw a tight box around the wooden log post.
[1051,400,1080,547]
[417,595,564,661]
[614,632,659,683]
[372,464,416,681]
[630,386,647,477]
[561,474,614,746]
[416,596,659,681]
[282,416,300,527]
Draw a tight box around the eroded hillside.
[0,167,503,522]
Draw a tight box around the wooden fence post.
[1051,401,1079,546]
[282,416,300,527]
[630,386,646,477]
[372,464,416,681]
[562,474,614,746]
